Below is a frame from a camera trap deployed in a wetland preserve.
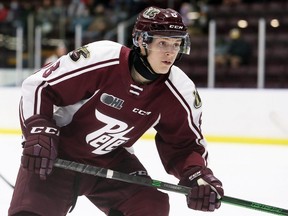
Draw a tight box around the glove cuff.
[23,115,60,139]
[181,166,209,181]
[179,166,224,198]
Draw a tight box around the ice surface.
[1,135,287,216]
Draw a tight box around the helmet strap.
[175,53,183,61]
[132,49,160,81]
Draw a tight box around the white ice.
[1,135,287,216]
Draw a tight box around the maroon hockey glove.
[179,167,224,212]
[21,115,60,180]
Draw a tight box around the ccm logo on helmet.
[169,25,184,29]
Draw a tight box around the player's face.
[143,36,181,74]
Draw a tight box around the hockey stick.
[54,158,288,216]
[0,173,15,189]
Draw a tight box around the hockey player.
[9,6,224,216]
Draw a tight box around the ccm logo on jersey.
[132,108,151,116]
[100,93,124,110]
[30,127,60,136]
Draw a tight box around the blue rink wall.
[1,87,288,145]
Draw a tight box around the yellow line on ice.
[140,132,288,146]
[1,128,288,146]
[0,128,21,135]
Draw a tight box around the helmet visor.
[135,32,191,55]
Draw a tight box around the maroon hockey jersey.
[19,40,208,179]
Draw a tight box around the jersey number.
[43,61,60,78]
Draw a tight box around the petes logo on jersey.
[100,93,124,110]
[69,46,90,61]
[193,90,202,109]
[86,109,134,155]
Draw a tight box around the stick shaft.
[0,173,14,189]
[54,159,288,215]
[221,196,288,215]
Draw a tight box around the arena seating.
[176,1,288,88]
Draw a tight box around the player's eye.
[157,41,180,52]
[158,41,167,48]
[173,43,181,50]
